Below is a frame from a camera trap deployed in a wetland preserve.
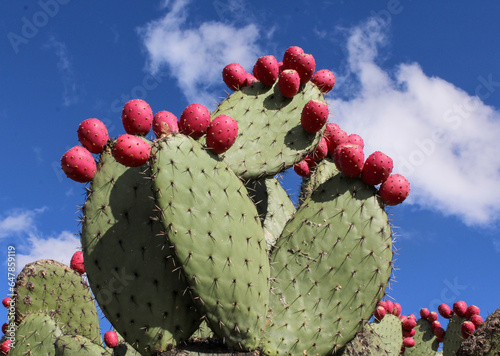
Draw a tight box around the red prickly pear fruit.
[438,303,453,319]
[377,301,388,311]
[0,339,11,355]
[303,155,317,170]
[362,151,394,186]
[326,128,349,156]
[179,103,211,139]
[287,53,316,84]
[431,320,441,331]
[282,46,304,68]
[311,137,328,162]
[392,303,402,317]
[278,69,301,98]
[402,317,417,331]
[243,72,258,86]
[420,308,430,319]
[374,306,386,321]
[253,55,279,86]
[465,305,480,320]
[403,337,415,348]
[293,160,311,177]
[121,99,153,136]
[403,328,416,337]
[153,111,179,138]
[104,330,119,348]
[453,301,468,318]
[469,314,483,328]
[1,323,7,334]
[384,300,394,314]
[378,174,410,206]
[399,315,407,323]
[408,314,417,321]
[434,326,446,341]
[300,99,329,133]
[222,63,247,90]
[347,134,364,148]
[2,298,10,308]
[427,311,439,323]
[61,146,97,183]
[461,321,475,339]
[112,135,151,167]
[400,346,405,355]
[206,115,238,154]
[311,69,336,94]
[70,251,85,274]
[278,61,284,74]
[77,118,109,154]
[338,144,365,178]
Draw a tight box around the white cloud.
[137,0,261,108]
[0,207,46,238]
[329,18,500,226]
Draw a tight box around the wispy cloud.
[329,18,500,226]
[0,207,46,238]
[137,0,261,108]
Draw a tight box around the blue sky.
[2,0,500,343]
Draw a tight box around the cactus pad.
[404,318,439,355]
[370,314,403,355]
[443,314,467,356]
[55,334,111,355]
[11,312,62,356]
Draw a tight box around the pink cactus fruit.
[61,146,97,183]
[461,321,476,339]
[378,174,410,206]
[293,160,311,177]
[253,55,279,86]
[121,99,153,136]
[427,311,439,323]
[347,133,364,148]
[438,303,453,319]
[337,144,365,178]
[431,320,441,332]
[112,134,151,167]
[286,52,316,84]
[278,69,301,98]
[403,337,415,348]
[153,111,179,138]
[311,69,336,94]
[377,301,388,310]
[465,305,480,320]
[70,251,85,274]
[325,126,349,157]
[392,303,402,317]
[304,155,318,171]
[384,300,394,314]
[104,330,119,348]
[374,306,386,321]
[206,115,239,154]
[222,63,247,90]
[1,323,7,335]
[243,72,258,86]
[0,339,11,355]
[311,137,328,162]
[300,99,329,133]
[77,118,109,154]
[282,46,304,68]
[408,314,417,321]
[2,298,11,308]
[403,328,416,337]
[469,314,483,328]
[278,61,284,74]
[402,317,417,331]
[420,308,430,319]
[434,326,446,342]
[179,103,211,139]
[453,300,468,318]
[361,151,394,186]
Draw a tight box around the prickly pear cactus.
[81,144,201,354]
[370,314,403,355]
[404,318,439,356]
[340,325,391,356]
[443,314,467,356]
[55,334,111,355]
[150,135,270,351]
[14,259,100,341]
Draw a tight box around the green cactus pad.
[211,82,325,180]
[246,177,296,250]
[404,318,439,356]
[14,259,100,341]
[151,134,270,351]
[370,314,403,355]
[443,314,467,356]
[11,312,62,356]
[340,325,391,356]
[55,334,111,355]
[299,157,340,204]
[81,144,201,354]
[262,169,392,355]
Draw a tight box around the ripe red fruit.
[427,311,439,323]
[402,317,417,331]
[282,46,304,69]
[377,301,388,310]
[112,135,151,167]
[469,314,483,328]
[2,298,11,308]
[431,320,441,332]
[325,126,348,156]
[408,314,417,321]
[1,323,7,334]
[70,251,85,274]
[337,144,364,178]
[392,303,402,317]
[243,73,258,86]
[77,118,109,154]
[361,151,394,186]
[461,321,475,339]
[286,53,316,84]
[121,99,153,136]
[206,115,238,154]
[61,146,97,183]
[0,339,11,355]
[378,174,410,206]
[465,305,480,320]
[300,100,329,133]
[179,103,211,139]
[403,337,415,348]
[374,306,386,321]
[311,137,328,162]
[278,69,301,98]
[438,303,453,319]
[347,134,364,148]
[222,63,247,90]
[420,308,430,319]
[293,160,311,177]
[384,300,394,314]
[453,301,468,318]
[104,330,119,348]
[153,111,179,138]
[434,326,446,341]
[311,69,336,94]
[403,328,416,337]
[253,55,279,86]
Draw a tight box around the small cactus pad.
[151,134,270,351]
[370,314,403,355]
[55,334,111,355]
[11,312,62,356]
[404,318,439,356]
[340,325,390,356]
[81,145,201,354]
[14,259,100,341]
[263,167,392,355]
[443,314,467,356]
[211,82,325,180]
